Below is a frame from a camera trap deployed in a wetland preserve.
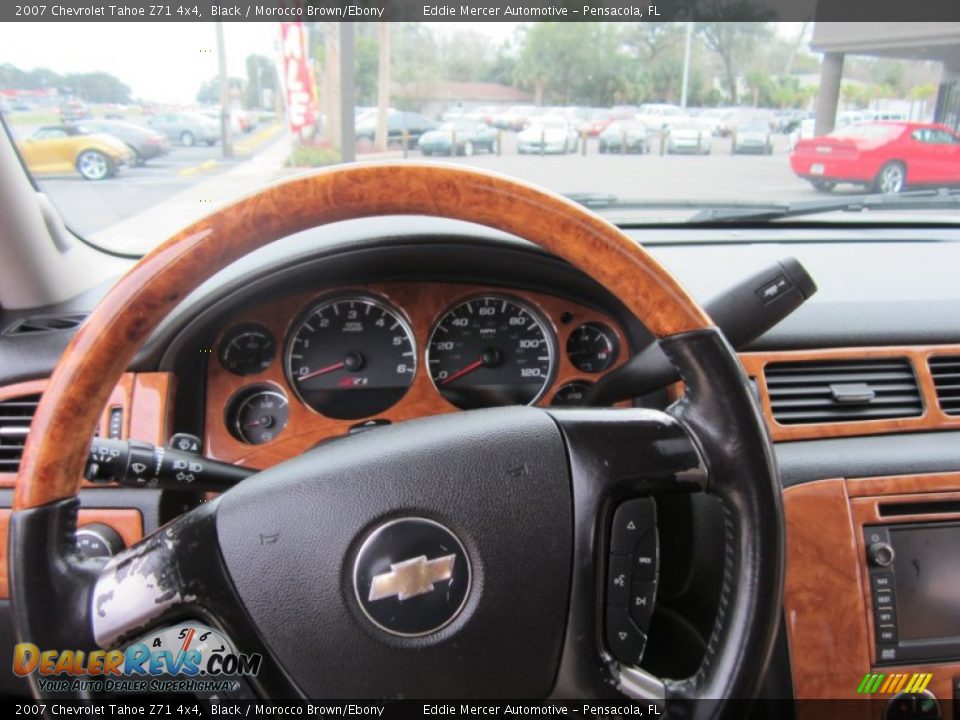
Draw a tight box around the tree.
[244,54,277,109]
[697,21,772,104]
[514,23,634,106]
[197,76,243,105]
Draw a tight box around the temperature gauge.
[228,387,289,445]
[566,322,620,374]
[219,324,276,376]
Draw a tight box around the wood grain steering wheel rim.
[15,162,712,510]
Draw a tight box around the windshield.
[2,20,958,254]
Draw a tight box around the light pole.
[216,21,233,158]
[680,21,694,109]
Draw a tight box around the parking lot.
[427,132,832,201]
[14,126,852,248]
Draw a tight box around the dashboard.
[4,219,960,704]
[204,282,629,467]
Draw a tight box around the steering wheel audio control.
[606,498,659,666]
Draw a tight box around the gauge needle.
[296,361,346,382]
[441,358,484,386]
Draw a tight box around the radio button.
[868,542,896,568]
[872,572,894,592]
[874,589,895,610]
[877,625,897,644]
[878,646,899,663]
[876,608,896,626]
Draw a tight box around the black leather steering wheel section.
[660,329,785,708]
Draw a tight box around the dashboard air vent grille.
[0,393,39,473]
[4,313,87,336]
[764,358,922,425]
[929,355,960,416]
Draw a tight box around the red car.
[789,121,960,194]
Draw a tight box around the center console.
[783,473,960,718]
[864,521,960,666]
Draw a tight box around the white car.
[667,123,712,154]
[636,103,689,132]
[517,117,578,154]
[732,122,774,155]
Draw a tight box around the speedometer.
[427,295,555,409]
[286,294,416,420]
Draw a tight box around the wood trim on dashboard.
[0,507,142,599]
[0,372,173,489]
[783,478,873,701]
[203,282,630,468]
[739,345,960,442]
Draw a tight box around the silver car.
[146,112,220,147]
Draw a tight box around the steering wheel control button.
[606,608,647,666]
[632,529,658,582]
[628,582,657,630]
[609,498,656,554]
[607,554,631,608]
[353,517,471,637]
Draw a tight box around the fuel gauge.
[228,387,289,445]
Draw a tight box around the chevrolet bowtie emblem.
[368,554,456,602]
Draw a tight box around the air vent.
[929,355,960,416]
[764,358,922,425]
[0,393,39,473]
[4,313,87,336]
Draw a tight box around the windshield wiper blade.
[686,188,960,223]
[564,194,787,214]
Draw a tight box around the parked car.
[16,124,134,180]
[598,120,650,154]
[492,105,535,131]
[577,109,613,137]
[418,119,497,156]
[732,121,774,155]
[790,121,960,194]
[517,117,578,154]
[636,103,688,131]
[200,108,253,136]
[667,122,713,155]
[692,108,731,136]
[147,112,219,146]
[789,118,816,150]
[356,111,436,145]
[57,100,92,123]
[75,119,170,164]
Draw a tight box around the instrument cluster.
[207,284,628,460]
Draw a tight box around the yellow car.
[17,124,135,181]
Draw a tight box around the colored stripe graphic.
[857,672,933,694]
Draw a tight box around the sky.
[0,21,808,105]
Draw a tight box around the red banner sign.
[280,22,315,135]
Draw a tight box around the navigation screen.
[891,524,960,642]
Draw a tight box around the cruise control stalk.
[85,437,255,491]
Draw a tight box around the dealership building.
[811,22,960,133]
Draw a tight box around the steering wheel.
[10,164,783,711]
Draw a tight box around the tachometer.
[286,295,416,420]
[427,295,555,409]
